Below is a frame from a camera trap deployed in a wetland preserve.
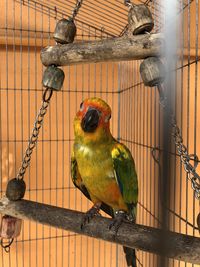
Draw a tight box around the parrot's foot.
[81,204,101,229]
[109,210,128,234]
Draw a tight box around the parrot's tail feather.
[123,246,137,267]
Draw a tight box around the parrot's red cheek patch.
[77,110,84,119]
[76,110,81,117]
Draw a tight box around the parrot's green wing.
[112,142,138,216]
[71,154,114,217]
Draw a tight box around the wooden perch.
[40,33,164,66]
[0,197,199,263]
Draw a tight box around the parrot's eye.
[80,101,84,111]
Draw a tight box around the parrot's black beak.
[81,108,100,133]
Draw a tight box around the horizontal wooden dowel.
[40,33,164,66]
[0,197,199,264]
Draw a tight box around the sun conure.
[71,97,138,267]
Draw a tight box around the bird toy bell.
[42,65,65,91]
[140,57,165,87]
[128,4,154,35]
[6,178,26,201]
[0,215,22,252]
[53,18,77,44]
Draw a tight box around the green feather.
[112,143,138,217]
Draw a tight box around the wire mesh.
[0,0,199,267]
[118,1,200,267]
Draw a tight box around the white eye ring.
[105,114,111,123]
[80,102,84,111]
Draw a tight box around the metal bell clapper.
[0,215,22,252]
[140,57,165,87]
[42,65,65,91]
[128,4,154,35]
[53,18,77,44]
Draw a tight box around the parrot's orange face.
[74,98,112,138]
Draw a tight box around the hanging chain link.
[171,117,200,199]
[72,0,83,19]
[157,84,200,199]
[0,238,14,253]
[16,88,53,180]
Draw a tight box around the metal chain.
[157,84,200,199]
[0,238,14,253]
[72,0,83,19]
[16,88,53,180]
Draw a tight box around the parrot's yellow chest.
[74,142,114,184]
[74,142,127,210]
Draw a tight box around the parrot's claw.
[109,210,128,234]
[81,205,101,229]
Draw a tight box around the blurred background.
[0,0,199,266]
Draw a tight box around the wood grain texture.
[0,197,199,264]
[40,33,164,66]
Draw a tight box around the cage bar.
[0,0,200,267]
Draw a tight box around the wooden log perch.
[40,33,164,66]
[0,197,199,264]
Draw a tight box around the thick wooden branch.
[40,33,164,66]
[0,197,199,264]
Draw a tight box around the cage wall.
[0,1,120,266]
[119,1,200,267]
[0,0,200,267]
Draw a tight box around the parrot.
[71,97,138,267]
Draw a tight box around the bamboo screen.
[0,1,199,267]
